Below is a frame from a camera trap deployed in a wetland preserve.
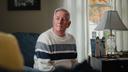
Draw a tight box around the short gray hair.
[54,8,70,20]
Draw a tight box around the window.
[88,0,112,56]
[63,0,113,60]
[88,0,112,39]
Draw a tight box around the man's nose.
[58,19,63,24]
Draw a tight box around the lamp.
[95,10,128,56]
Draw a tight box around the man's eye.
[63,18,66,21]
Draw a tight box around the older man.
[34,8,78,71]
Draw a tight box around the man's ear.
[67,21,71,28]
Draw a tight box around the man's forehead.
[54,11,68,17]
[55,11,67,15]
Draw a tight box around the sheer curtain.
[63,0,89,62]
[112,0,128,51]
[62,0,128,62]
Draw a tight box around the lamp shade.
[95,10,128,31]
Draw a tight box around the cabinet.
[90,57,128,72]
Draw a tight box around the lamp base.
[106,35,117,55]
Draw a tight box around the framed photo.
[8,0,41,10]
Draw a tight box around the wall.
[0,0,63,33]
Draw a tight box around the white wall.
[0,0,63,33]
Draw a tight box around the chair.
[0,32,24,71]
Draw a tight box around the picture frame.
[8,0,41,10]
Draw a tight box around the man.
[33,8,78,71]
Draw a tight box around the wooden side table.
[90,57,128,72]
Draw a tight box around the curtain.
[63,0,89,62]
[113,0,128,51]
[62,0,128,62]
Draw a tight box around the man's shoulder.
[37,29,52,41]
[39,29,52,37]
[66,33,75,39]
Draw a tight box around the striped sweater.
[33,28,77,71]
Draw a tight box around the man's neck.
[52,29,65,37]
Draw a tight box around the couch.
[12,32,98,72]
[12,32,40,68]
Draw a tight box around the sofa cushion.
[12,32,40,67]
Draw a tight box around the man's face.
[53,11,70,34]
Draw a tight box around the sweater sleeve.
[33,34,54,71]
[33,56,54,71]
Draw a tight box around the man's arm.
[34,55,54,71]
[33,34,54,72]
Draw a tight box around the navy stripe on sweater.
[35,51,77,60]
